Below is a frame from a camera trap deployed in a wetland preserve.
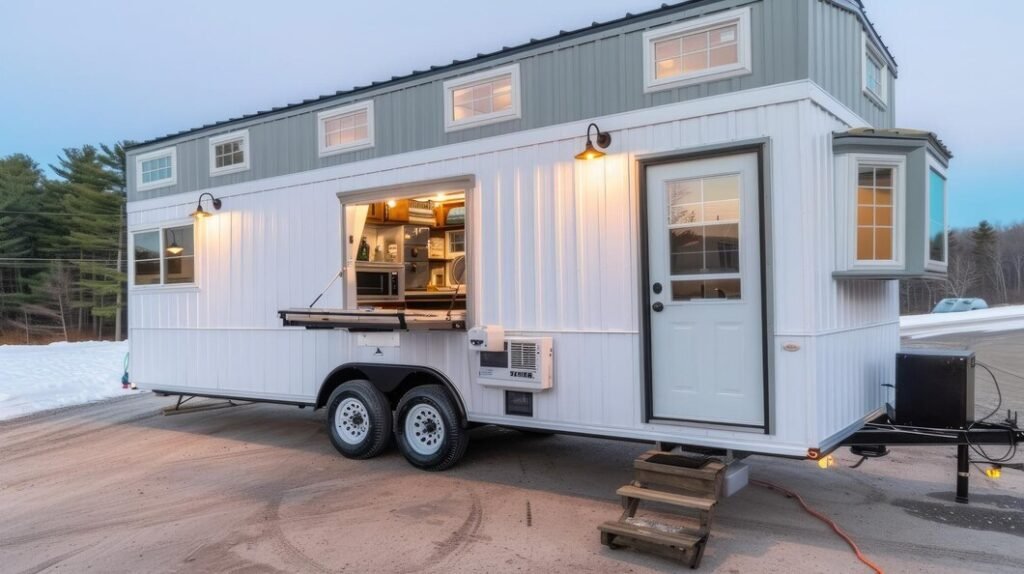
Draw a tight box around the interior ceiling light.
[575,122,612,160]
[191,192,223,219]
[166,229,184,255]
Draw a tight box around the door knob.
[652,282,662,294]
[652,302,664,312]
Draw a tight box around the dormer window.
[135,147,177,192]
[318,101,375,157]
[443,64,521,132]
[209,130,250,176]
[642,7,752,93]
[862,34,889,107]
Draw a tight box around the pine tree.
[971,220,1005,303]
[51,146,126,339]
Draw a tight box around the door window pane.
[667,175,741,277]
[672,278,741,301]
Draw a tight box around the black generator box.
[895,348,975,429]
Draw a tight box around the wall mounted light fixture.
[191,192,223,219]
[575,122,612,160]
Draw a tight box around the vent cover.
[510,341,538,371]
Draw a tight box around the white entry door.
[646,153,765,427]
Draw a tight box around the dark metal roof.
[127,0,896,151]
[835,128,953,159]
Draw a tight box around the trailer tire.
[394,385,468,471]
[326,380,392,459]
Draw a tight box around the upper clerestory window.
[642,7,752,93]
[208,129,250,176]
[136,147,177,192]
[443,64,521,132]
[862,34,889,108]
[318,101,375,157]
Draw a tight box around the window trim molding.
[129,218,198,291]
[924,154,949,273]
[861,33,889,109]
[846,153,906,270]
[208,129,251,177]
[442,63,522,132]
[135,147,177,192]
[317,100,375,158]
[641,6,752,94]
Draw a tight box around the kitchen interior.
[352,191,467,315]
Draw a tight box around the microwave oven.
[355,262,404,301]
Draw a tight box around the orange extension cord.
[751,479,885,574]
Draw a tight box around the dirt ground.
[1,331,1022,574]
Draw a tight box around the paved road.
[1,331,1021,573]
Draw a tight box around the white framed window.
[131,222,196,288]
[862,34,888,107]
[925,156,949,271]
[845,154,906,269]
[135,147,177,192]
[642,7,752,93]
[443,64,521,132]
[317,101,374,157]
[208,129,250,176]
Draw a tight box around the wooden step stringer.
[599,450,726,569]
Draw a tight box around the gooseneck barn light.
[575,122,612,160]
[190,192,223,219]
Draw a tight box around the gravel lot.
[1,331,1021,573]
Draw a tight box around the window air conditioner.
[477,337,553,391]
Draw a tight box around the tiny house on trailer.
[125,0,954,471]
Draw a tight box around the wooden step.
[599,518,703,549]
[633,468,718,498]
[617,485,716,511]
[599,518,708,567]
[634,451,725,481]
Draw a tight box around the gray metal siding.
[808,0,895,129]
[127,0,878,202]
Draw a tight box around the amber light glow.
[575,122,612,160]
[190,192,223,219]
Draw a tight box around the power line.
[0,210,122,218]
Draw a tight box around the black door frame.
[638,140,773,433]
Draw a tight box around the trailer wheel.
[326,380,392,459]
[394,385,468,471]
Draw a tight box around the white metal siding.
[128,83,893,456]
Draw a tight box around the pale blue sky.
[1,0,1020,228]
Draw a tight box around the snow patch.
[0,340,133,421]
[901,305,1024,339]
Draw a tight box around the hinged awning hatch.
[278,308,466,332]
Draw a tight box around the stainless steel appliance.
[354,262,404,301]
[402,225,430,290]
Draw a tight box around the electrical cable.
[964,362,1017,464]
[751,479,884,574]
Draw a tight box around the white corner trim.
[317,100,375,157]
[861,33,888,109]
[135,146,177,192]
[443,63,522,132]
[642,6,752,93]
[208,129,251,177]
